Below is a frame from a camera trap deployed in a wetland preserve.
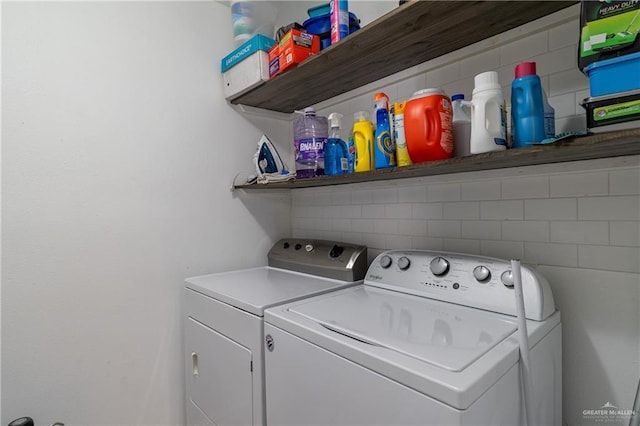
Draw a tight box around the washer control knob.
[430,257,450,276]
[473,265,491,282]
[380,255,392,269]
[397,256,411,270]
[501,270,514,288]
[305,244,314,252]
[329,245,344,258]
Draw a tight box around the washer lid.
[288,285,517,372]
[186,267,358,316]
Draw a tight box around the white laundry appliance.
[264,250,562,426]
[183,239,368,426]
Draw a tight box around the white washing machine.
[264,250,562,426]
[183,239,367,426]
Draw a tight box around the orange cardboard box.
[278,29,320,74]
[268,44,280,78]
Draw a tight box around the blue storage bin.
[585,52,640,97]
[302,12,360,50]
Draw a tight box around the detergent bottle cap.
[328,112,343,129]
[473,71,501,93]
[409,88,445,100]
[515,62,537,78]
[451,94,465,101]
[373,92,389,110]
[393,101,406,114]
[354,110,370,122]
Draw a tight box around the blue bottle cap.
[451,94,465,101]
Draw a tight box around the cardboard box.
[220,34,276,99]
[268,44,280,78]
[578,0,640,71]
[277,29,320,74]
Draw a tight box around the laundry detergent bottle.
[293,107,328,178]
[404,88,454,163]
[451,94,472,157]
[511,62,545,148]
[373,92,396,169]
[325,112,349,175]
[352,111,375,172]
[467,71,507,154]
[393,101,412,166]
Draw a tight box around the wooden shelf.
[233,129,640,190]
[230,0,577,113]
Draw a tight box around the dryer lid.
[288,285,517,372]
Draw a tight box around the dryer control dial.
[430,257,450,276]
[397,256,411,270]
[501,270,514,288]
[380,255,392,269]
[473,266,491,282]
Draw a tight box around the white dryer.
[184,239,367,426]
[264,250,562,426]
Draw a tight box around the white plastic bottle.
[451,94,472,157]
[466,71,507,154]
[542,90,555,139]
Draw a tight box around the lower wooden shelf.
[234,129,640,190]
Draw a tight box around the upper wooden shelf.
[229,0,578,113]
[233,129,640,190]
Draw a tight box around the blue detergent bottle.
[325,112,349,175]
[373,93,396,169]
[511,61,546,148]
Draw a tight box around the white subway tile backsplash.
[525,198,576,220]
[500,32,548,66]
[428,220,461,238]
[525,242,578,267]
[461,180,502,200]
[555,115,587,133]
[609,168,640,195]
[396,74,427,101]
[481,200,524,220]
[460,49,501,78]
[351,189,373,204]
[550,221,609,245]
[351,218,374,233]
[412,203,444,220]
[339,232,364,245]
[425,62,461,88]
[502,221,550,242]
[548,92,577,119]
[579,196,640,221]
[462,221,502,240]
[427,183,461,202]
[412,236,444,250]
[373,187,399,204]
[322,206,342,218]
[443,202,480,220]
[398,185,427,203]
[362,204,386,219]
[548,19,580,50]
[610,222,640,247]
[361,233,386,250]
[331,218,352,232]
[398,219,428,236]
[386,234,413,250]
[374,219,399,234]
[501,176,549,199]
[385,203,413,219]
[549,68,589,97]
[294,206,318,218]
[578,245,640,273]
[340,205,363,218]
[444,239,481,254]
[550,171,608,197]
[481,240,524,260]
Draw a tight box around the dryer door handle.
[191,352,199,377]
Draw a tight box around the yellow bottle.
[393,101,412,167]
[352,111,375,172]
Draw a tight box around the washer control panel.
[367,250,555,321]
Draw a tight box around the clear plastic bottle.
[451,94,472,157]
[325,113,349,175]
[293,107,328,179]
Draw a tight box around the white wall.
[1,2,290,425]
[270,3,640,426]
